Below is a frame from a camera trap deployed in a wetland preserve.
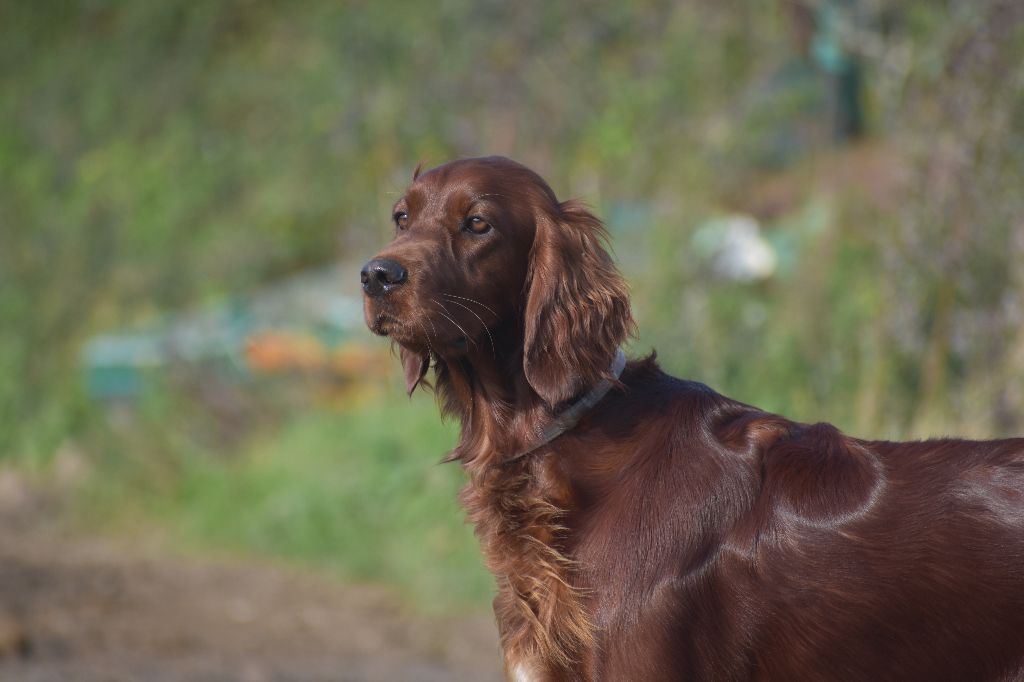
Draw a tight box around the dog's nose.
[360,258,408,298]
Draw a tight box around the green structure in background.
[811,0,865,140]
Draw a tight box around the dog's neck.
[433,328,552,467]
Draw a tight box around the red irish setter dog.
[361,156,1024,681]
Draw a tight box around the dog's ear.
[523,200,635,406]
[400,346,430,396]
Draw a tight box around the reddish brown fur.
[362,156,1024,681]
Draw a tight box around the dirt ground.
[0,473,503,682]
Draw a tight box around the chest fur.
[460,459,594,679]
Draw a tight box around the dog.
[361,155,1024,681]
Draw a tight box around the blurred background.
[2,1,1023,679]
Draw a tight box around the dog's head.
[361,156,633,405]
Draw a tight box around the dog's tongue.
[401,347,429,396]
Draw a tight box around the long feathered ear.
[523,200,635,406]
[400,346,430,396]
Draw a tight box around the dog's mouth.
[365,301,469,352]
[370,312,399,337]
[368,310,422,347]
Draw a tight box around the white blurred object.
[693,215,777,281]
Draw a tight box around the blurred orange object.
[244,331,328,373]
[245,331,392,386]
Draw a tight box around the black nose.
[360,258,408,298]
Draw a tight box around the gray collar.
[510,348,627,462]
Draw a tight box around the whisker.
[415,319,434,357]
[426,315,440,348]
[432,299,477,349]
[441,297,497,358]
[440,293,499,318]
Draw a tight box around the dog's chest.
[462,458,595,680]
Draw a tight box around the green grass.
[81,391,495,612]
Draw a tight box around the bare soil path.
[0,475,503,682]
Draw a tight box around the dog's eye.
[463,216,491,234]
[393,211,409,230]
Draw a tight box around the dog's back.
[569,360,1024,681]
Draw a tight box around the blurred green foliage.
[81,389,492,610]
[3,1,1023,609]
